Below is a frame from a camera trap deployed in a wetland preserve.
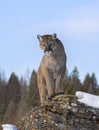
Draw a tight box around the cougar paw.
[46,95,55,101]
[55,90,64,95]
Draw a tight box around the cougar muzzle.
[44,44,53,54]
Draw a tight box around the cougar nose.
[45,46,50,51]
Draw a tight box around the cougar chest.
[44,56,60,79]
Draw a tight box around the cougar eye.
[41,43,46,46]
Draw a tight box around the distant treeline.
[0,66,99,124]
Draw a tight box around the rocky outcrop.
[17,95,99,130]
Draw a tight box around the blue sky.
[0,0,99,82]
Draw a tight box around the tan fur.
[37,34,66,104]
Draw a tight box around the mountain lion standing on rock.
[37,33,66,104]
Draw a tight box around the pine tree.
[4,100,17,123]
[88,73,97,94]
[96,88,99,95]
[70,67,82,94]
[16,76,28,121]
[6,72,21,105]
[91,73,98,89]
[26,70,40,108]
[83,73,97,94]
[0,74,7,123]
[63,67,82,95]
[83,73,90,92]
[4,73,21,122]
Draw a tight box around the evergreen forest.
[0,67,99,124]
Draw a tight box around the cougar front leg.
[55,68,65,95]
[37,75,46,104]
[45,69,55,98]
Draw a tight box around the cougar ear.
[37,35,42,42]
[52,33,57,39]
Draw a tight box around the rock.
[17,95,99,130]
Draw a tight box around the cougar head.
[37,33,57,55]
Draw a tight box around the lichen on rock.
[17,94,99,130]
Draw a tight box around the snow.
[76,91,99,109]
[2,124,17,130]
